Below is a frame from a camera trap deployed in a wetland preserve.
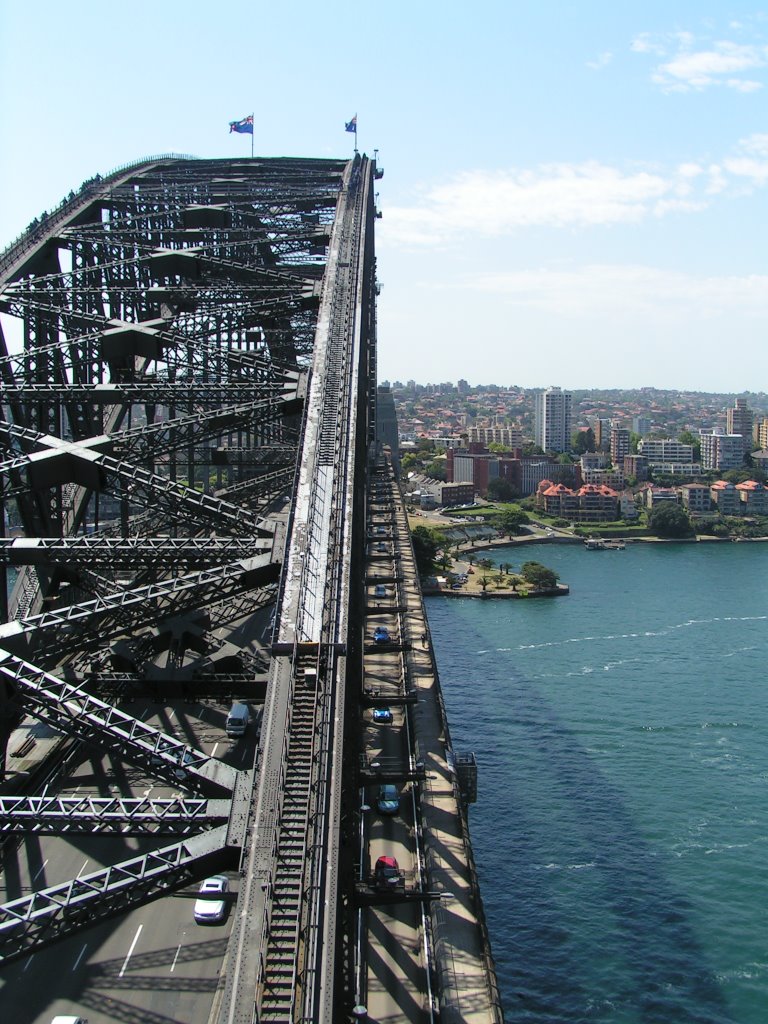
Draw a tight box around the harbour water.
[427,541,767,1024]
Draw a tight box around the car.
[377,784,399,815]
[374,855,403,890]
[193,875,229,924]
[372,706,393,724]
[375,542,387,552]
[450,583,462,590]
[374,584,387,597]
[373,626,390,644]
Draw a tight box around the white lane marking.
[140,707,150,720]
[73,943,88,971]
[77,859,89,879]
[22,955,34,972]
[199,707,208,722]
[119,924,143,978]
[170,942,182,972]
[32,859,49,882]
[211,743,219,759]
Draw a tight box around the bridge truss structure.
[0,155,379,1023]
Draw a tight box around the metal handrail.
[0,153,196,280]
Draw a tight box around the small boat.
[584,538,625,550]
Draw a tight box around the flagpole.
[251,113,254,159]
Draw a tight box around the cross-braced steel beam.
[0,825,233,964]
[0,795,230,836]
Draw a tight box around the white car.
[193,875,229,924]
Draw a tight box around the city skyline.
[2,2,768,391]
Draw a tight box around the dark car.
[372,707,393,724]
[377,784,399,815]
[373,626,391,644]
[374,855,403,889]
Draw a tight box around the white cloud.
[378,137,768,250]
[462,264,768,320]
[380,163,688,247]
[722,133,768,185]
[635,32,768,92]
[586,51,612,70]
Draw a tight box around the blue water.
[427,542,768,1024]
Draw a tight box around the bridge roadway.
[0,153,502,1023]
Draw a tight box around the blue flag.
[345,115,357,133]
[229,115,254,135]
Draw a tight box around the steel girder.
[0,554,280,662]
[0,825,233,964]
[0,795,230,836]
[0,156,357,984]
[0,536,272,568]
[0,651,239,793]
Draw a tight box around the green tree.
[648,503,694,538]
[522,442,545,457]
[411,526,441,576]
[424,458,447,481]
[487,477,518,501]
[495,507,530,537]
[572,427,596,455]
[678,430,702,462]
[520,561,559,589]
[722,468,757,483]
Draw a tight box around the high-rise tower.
[726,398,753,453]
[535,386,572,453]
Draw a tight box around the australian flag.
[345,115,357,133]
[229,115,254,134]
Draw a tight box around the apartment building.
[700,432,745,472]
[637,438,694,463]
[610,427,631,467]
[535,387,572,453]
[726,398,753,452]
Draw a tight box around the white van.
[225,702,250,737]
[51,1017,89,1024]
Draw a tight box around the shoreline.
[423,584,569,600]
[448,531,768,557]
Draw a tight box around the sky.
[2,1,768,392]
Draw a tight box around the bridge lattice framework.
[0,154,378,1023]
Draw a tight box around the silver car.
[193,875,229,924]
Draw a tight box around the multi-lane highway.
[0,628,265,1024]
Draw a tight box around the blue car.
[372,707,393,724]
[373,626,390,644]
[377,784,399,815]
